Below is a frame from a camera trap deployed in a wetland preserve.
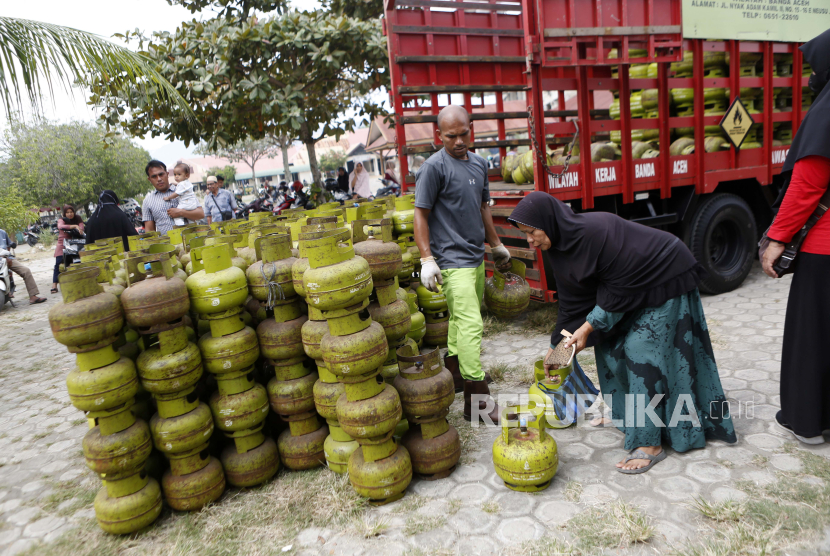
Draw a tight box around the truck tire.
[685,193,756,295]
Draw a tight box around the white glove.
[420,258,443,292]
[491,243,511,269]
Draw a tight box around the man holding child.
[142,160,205,234]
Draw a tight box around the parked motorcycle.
[235,194,274,220]
[22,224,40,247]
[374,178,401,199]
[332,189,352,204]
[63,228,86,267]
[0,247,17,311]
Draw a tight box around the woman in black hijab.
[85,190,139,251]
[509,192,736,473]
[760,29,830,445]
[337,167,349,192]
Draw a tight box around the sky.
[2,0,320,163]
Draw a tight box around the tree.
[196,137,277,184]
[321,0,383,20]
[0,184,38,239]
[319,150,347,173]
[0,17,195,141]
[1,119,151,211]
[90,1,388,188]
[207,165,237,184]
[275,134,294,183]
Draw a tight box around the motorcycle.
[0,246,17,311]
[290,187,309,210]
[332,189,352,204]
[273,191,292,215]
[374,178,401,199]
[23,224,41,247]
[63,228,86,267]
[235,194,274,220]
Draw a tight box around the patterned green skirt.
[587,289,737,452]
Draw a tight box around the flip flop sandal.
[30,297,46,304]
[616,448,667,474]
[50,288,58,294]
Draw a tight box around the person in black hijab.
[85,190,139,252]
[760,29,830,445]
[509,192,735,473]
[337,167,349,192]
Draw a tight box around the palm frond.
[0,17,196,126]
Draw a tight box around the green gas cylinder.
[49,267,123,349]
[185,245,248,315]
[492,408,558,492]
[484,259,531,319]
[303,230,373,311]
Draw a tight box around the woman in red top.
[52,205,84,293]
[761,29,830,445]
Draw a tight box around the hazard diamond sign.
[719,97,755,150]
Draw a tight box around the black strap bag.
[211,194,233,221]
[758,173,830,277]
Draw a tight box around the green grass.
[484,360,532,387]
[482,311,511,338]
[352,515,390,539]
[22,467,369,556]
[404,514,445,536]
[564,481,583,503]
[392,494,428,514]
[677,449,830,555]
[751,454,769,467]
[481,301,559,338]
[566,500,654,551]
[445,498,462,515]
[480,501,500,514]
[41,478,97,516]
[687,497,746,522]
[519,302,559,335]
[447,407,487,465]
[515,538,576,556]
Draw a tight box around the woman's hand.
[563,321,593,355]
[761,241,786,278]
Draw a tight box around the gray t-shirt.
[414,149,490,269]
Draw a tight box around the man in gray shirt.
[142,160,205,234]
[414,105,511,426]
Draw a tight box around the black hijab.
[337,167,349,191]
[508,192,705,346]
[783,29,830,172]
[85,190,139,251]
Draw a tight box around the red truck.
[383,0,817,301]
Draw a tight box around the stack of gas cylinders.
[302,215,414,504]
[390,194,450,348]
[49,255,162,534]
[188,243,280,487]
[46,196,476,534]
[394,347,460,479]
[124,255,226,511]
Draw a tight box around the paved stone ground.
[0,250,828,556]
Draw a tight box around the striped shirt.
[142,189,179,234]
[203,189,238,222]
